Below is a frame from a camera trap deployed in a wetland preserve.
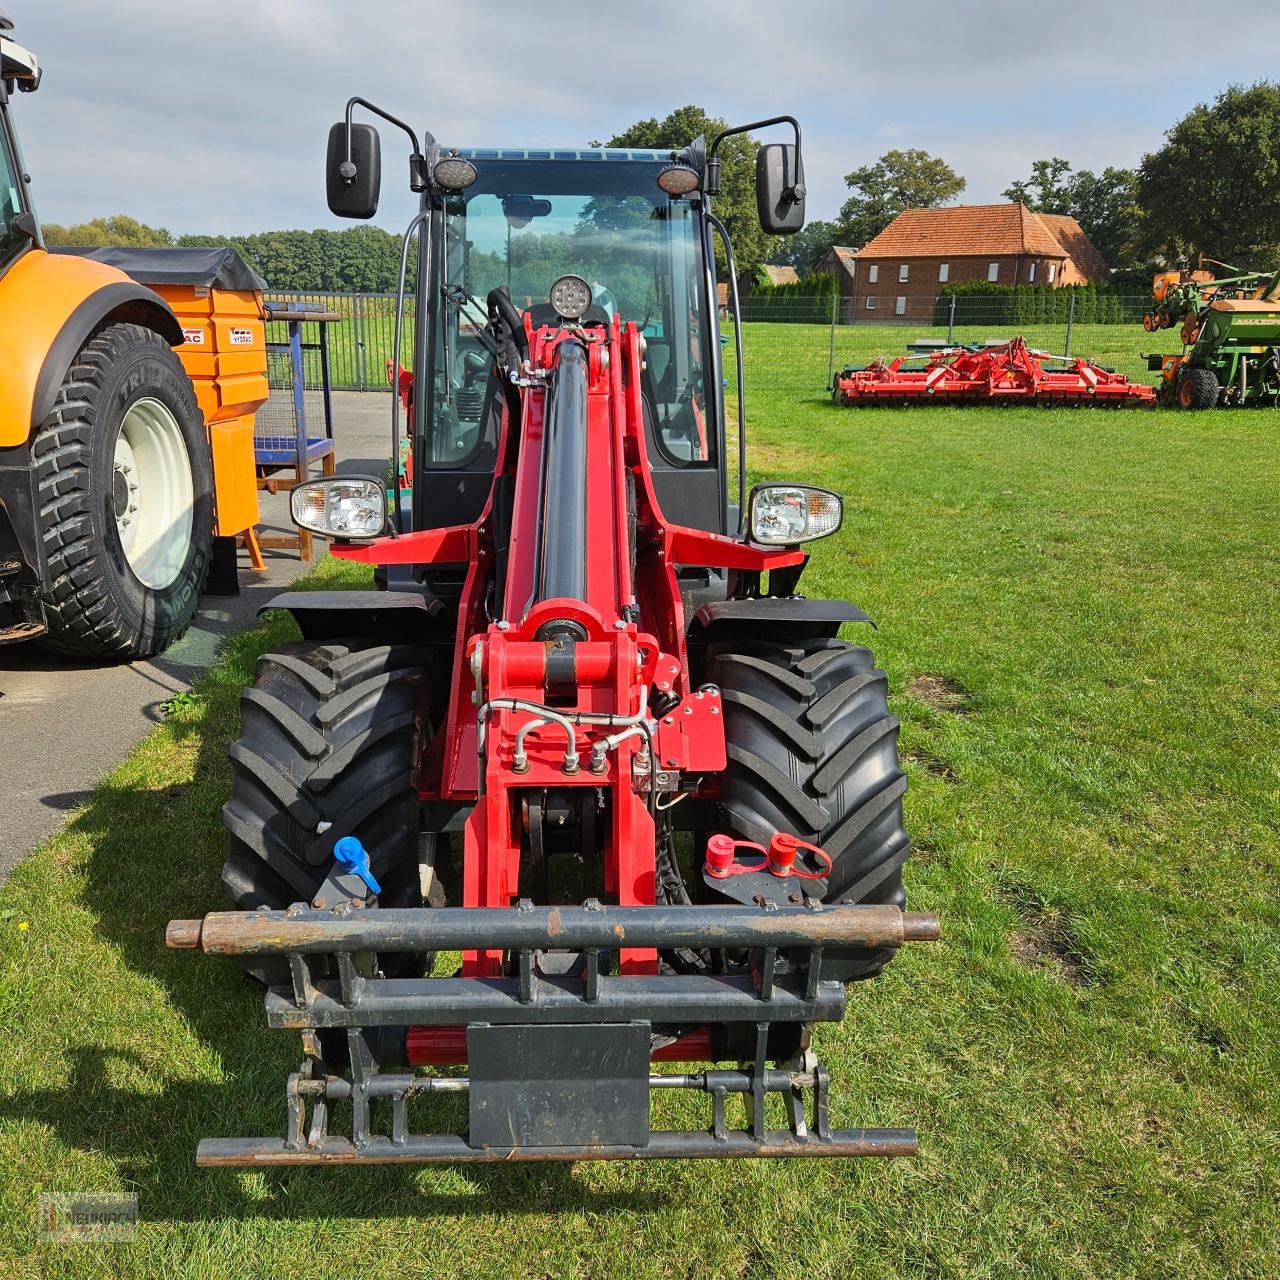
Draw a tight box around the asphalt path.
[0,391,393,879]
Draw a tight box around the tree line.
[42,85,1280,289]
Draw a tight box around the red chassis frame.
[335,316,803,1052]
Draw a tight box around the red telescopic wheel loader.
[166,103,939,1165]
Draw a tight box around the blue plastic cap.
[333,835,382,896]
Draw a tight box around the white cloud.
[7,0,1280,234]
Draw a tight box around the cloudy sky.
[7,0,1280,237]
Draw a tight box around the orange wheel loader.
[0,14,264,657]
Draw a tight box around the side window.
[987,261,1000,282]
[898,264,909,282]
[867,264,878,284]
[0,122,28,267]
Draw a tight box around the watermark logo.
[38,1193,138,1242]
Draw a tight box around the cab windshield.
[430,155,713,469]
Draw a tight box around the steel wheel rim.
[112,397,194,589]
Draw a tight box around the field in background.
[2,394,1277,1279]
[265,293,1171,395]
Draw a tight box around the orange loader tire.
[1142,313,1155,332]
[32,323,212,658]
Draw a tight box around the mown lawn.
[1,394,1278,1278]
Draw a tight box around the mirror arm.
[706,115,804,203]
[342,96,428,193]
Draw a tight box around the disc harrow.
[834,338,1156,408]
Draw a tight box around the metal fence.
[264,292,415,393]
[265,290,1164,397]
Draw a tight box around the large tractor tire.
[1177,367,1219,410]
[712,636,910,981]
[221,641,432,980]
[32,322,212,658]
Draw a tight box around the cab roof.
[0,15,39,85]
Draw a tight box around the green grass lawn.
[2,395,1278,1278]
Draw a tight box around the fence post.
[1065,291,1075,359]
[827,290,838,391]
[948,293,957,344]
[352,294,367,391]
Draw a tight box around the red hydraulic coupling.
[704,833,832,881]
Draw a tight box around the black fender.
[259,589,452,646]
[31,281,182,431]
[689,597,873,646]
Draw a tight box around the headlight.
[549,274,592,321]
[748,484,843,545]
[657,163,700,196]
[290,476,387,538]
[433,154,478,190]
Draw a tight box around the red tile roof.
[856,203,1072,260]
[1036,213,1110,281]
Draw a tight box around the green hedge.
[740,271,837,322]
[931,282,1144,326]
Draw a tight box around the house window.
[1028,262,1037,282]
[1048,264,1057,283]
[898,264,909,282]
[895,296,907,316]
[867,264,879,283]
[865,296,876,310]
[938,263,949,283]
[987,262,1000,282]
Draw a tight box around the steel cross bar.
[166,902,941,956]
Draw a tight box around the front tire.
[713,637,911,980]
[220,641,430,980]
[32,323,212,658]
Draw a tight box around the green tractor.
[1149,273,1280,409]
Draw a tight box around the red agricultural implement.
[166,106,939,1166]
[834,338,1156,408]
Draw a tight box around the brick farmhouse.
[817,204,1111,322]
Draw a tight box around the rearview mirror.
[756,143,805,235]
[502,196,553,227]
[326,122,381,220]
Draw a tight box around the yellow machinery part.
[0,249,264,538]
[208,415,259,537]
[0,249,137,447]
[152,283,267,537]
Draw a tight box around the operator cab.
[421,150,721,537]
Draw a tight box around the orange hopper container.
[51,247,269,538]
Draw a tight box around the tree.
[1003,159,1142,267]
[1138,81,1280,264]
[835,149,965,248]
[600,105,768,276]
[1063,167,1142,268]
[41,214,173,247]
[1003,157,1073,212]
[767,218,839,275]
